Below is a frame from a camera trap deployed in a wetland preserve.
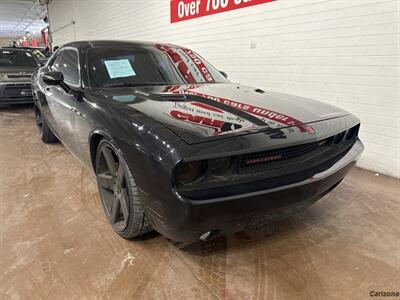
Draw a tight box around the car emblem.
[245,154,283,165]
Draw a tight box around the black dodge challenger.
[31,41,364,243]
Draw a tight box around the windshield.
[0,50,40,67]
[87,45,228,88]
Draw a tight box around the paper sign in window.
[104,59,136,79]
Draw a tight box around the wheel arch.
[89,130,112,171]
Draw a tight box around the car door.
[41,48,81,155]
[71,91,98,170]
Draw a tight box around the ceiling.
[0,0,47,38]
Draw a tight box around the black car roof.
[62,40,175,49]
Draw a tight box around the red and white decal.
[170,109,242,135]
[171,0,276,23]
[156,44,214,83]
[190,102,223,113]
[173,90,310,132]
[156,44,197,83]
[180,48,214,82]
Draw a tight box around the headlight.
[333,131,345,144]
[176,161,207,185]
[208,157,232,176]
[346,124,360,140]
[0,73,6,80]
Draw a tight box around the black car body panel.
[32,41,364,242]
[97,83,350,144]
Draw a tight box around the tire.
[95,138,151,239]
[34,104,58,143]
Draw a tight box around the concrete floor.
[0,106,399,300]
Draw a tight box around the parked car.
[31,48,50,65]
[31,41,364,244]
[0,48,42,105]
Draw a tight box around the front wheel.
[34,104,58,143]
[95,139,151,239]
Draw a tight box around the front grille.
[3,84,32,99]
[238,125,359,173]
[6,74,31,79]
[178,125,360,200]
[239,139,331,172]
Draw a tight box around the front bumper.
[144,139,364,242]
[0,81,33,105]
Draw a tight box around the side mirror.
[219,71,228,78]
[42,71,64,86]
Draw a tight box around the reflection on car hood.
[100,83,349,144]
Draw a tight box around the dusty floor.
[0,105,399,300]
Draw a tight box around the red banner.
[171,0,276,23]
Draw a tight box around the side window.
[51,49,79,85]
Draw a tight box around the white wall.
[0,38,12,46]
[48,0,400,178]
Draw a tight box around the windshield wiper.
[100,82,169,88]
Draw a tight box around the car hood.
[98,83,349,144]
[0,66,36,74]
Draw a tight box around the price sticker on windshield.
[104,59,136,79]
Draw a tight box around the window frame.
[49,46,81,88]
